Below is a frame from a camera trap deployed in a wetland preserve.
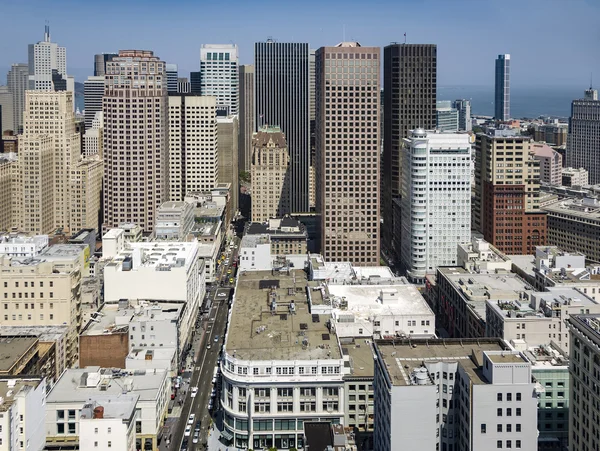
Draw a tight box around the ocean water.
[438,85,584,119]
[75,85,583,120]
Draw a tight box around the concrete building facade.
[200,44,239,116]
[71,155,103,232]
[566,88,600,184]
[453,99,472,132]
[84,75,105,130]
[103,50,168,232]
[217,116,239,212]
[400,130,471,283]
[251,126,290,222]
[315,42,380,266]
[531,142,563,186]
[561,167,588,187]
[238,65,254,173]
[7,63,29,133]
[28,26,67,91]
[168,94,218,201]
[83,112,103,158]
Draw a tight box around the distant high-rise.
[166,64,178,94]
[453,99,472,131]
[7,63,28,133]
[255,40,310,213]
[0,87,13,134]
[177,78,191,94]
[190,71,201,94]
[566,87,600,184]
[238,65,254,172]
[28,25,67,90]
[494,54,510,121]
[382,43,437,260]
[316,42,380,266]
[435,101,459,132]
[93,53,117,76]
[217,116,239,212]
[251,126,290,222]
[84,75,104,129]
[400,130,471,283]
[103,50,169,232]
[168,95,218,201]
[200,44,239,115]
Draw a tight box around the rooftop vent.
[322,334,330,341]
[300,323,308,330]
[280,314,288,320]
[312,314,320,323]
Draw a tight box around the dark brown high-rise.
[382,44,437,262]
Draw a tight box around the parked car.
[194,421,201,432]
[187,414,195,425]
[184,425,192,437]
[191,387,198,398]
[193,432,200,444]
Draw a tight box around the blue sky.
[1,0,599,88]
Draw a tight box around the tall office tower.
[17,91,80,233]
[71,155,103,232]
[494,54,511,121]
[103,50,168,232]
[84,75,104,129]
[217,116,239,212]
[315,42,380,266]
[255,40,310,213]
[473,129,546,254]
[28,25,67,90]
[566,87,600,184]
[93,53,117,76]
[453,99,472,131]
[167,95,218,201]
[0,87,14,134]
[383,44,437,260]
[199,44,239,116]
[400,130,471,283]
[309,49,317,210]
[166,64,178,94]
[567,314,600,451]
[190,71,201,94]
[177,78,191,94]
[0,154,18,230]
[250,126,290,222]
[7,63,29,133]
[238,65,255,172]
[84,112,103,158]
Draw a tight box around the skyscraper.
[84,75,104,129]
[103,50,169,232]
[494,54,511,121]
[382,44,437,261]
[190,71,201,95]
[200,44,239,115]
[566,87,600,184]
[255,40,310,213]
[400,130,471,283]
[238,65,254,172]
[0,87,13,134]
[7,63,29,133]
[166,64,178,94]
[28,25,67,90]
[167,95,218,201]
[93,53,117,76]
[315,42,380,266]
[217,116,239,212]
[251,126,290,222]
[453,99,472,131]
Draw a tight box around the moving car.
[195,421,201,432]
[193,431,200,444]
[191,387,198,398]
[184,425,192,437]
[214,335,219,343]
[187,414,195,425]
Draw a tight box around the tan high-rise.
[168,95,218,201]
[251,126,290,222]
[217,116,239,212]
[315,43,380,266]
[71,155,103,231]
[0,154,18,231]
[17,91,81,234]
[103,50,168,232]
[238,65,254,172]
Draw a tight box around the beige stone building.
[103,50,168,232]
[217,116,239,212]
[250,126,290,222]
[0,153,17,231]
[315,43,381,266]
[71,155,103,232]
[0,253,83,368]
[168,95,218,201]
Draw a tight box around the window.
[516,408,521,416]
[507,441,512,449]
[516,424,521,432]
[94,428,98,434]
[497,408,502,417]
[107,427,111,434]
[94,442,98,448]
[497,440,502,449]
[507,408,512,416]
[516,393,521,401]
[481,424,486,434]
[507,393,512,401]
[516,440,521,448]
[108,441,112,448]
[497,393,503,401]
[506,424,512,432]
[497,424,502,432]
[68,423,76,434]
[57,424,65,434]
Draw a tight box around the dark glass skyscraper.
[93,53,117,77]
[494,54,510,121]
[382,43,437,261]
[255,40,310,213]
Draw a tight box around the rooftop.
[542,197,600,222]
[522,344,568,369]
[47,367,167,404]
[0,378,44,412]
[190,221,220,237]
[342,338,375,378]
[103,241,197,272]
[531,142,558,158]
[80,395,139,421]
[0,336,38,373]
[82,301,182,336]
[41,243,88,259]
[0,325,69,342]
[226,269,342,361]
[0,234,48,248]
[376,338,513,386]
[240,234,270,249]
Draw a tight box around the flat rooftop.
[0,326,69,342]
[376,338,513,386]
[226,270,342,361]
[42,243,87,258]
[510,254,536,278]
[342,338,375,378]
[191,221,220,237]
[80,394,139,421]
[82,301,182,336]
[47,367,166,403]
[543,198,600,222]
[0,336,38,373]
[104,241,197,272]
[240,234,270,249]
[0,378,43,412]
